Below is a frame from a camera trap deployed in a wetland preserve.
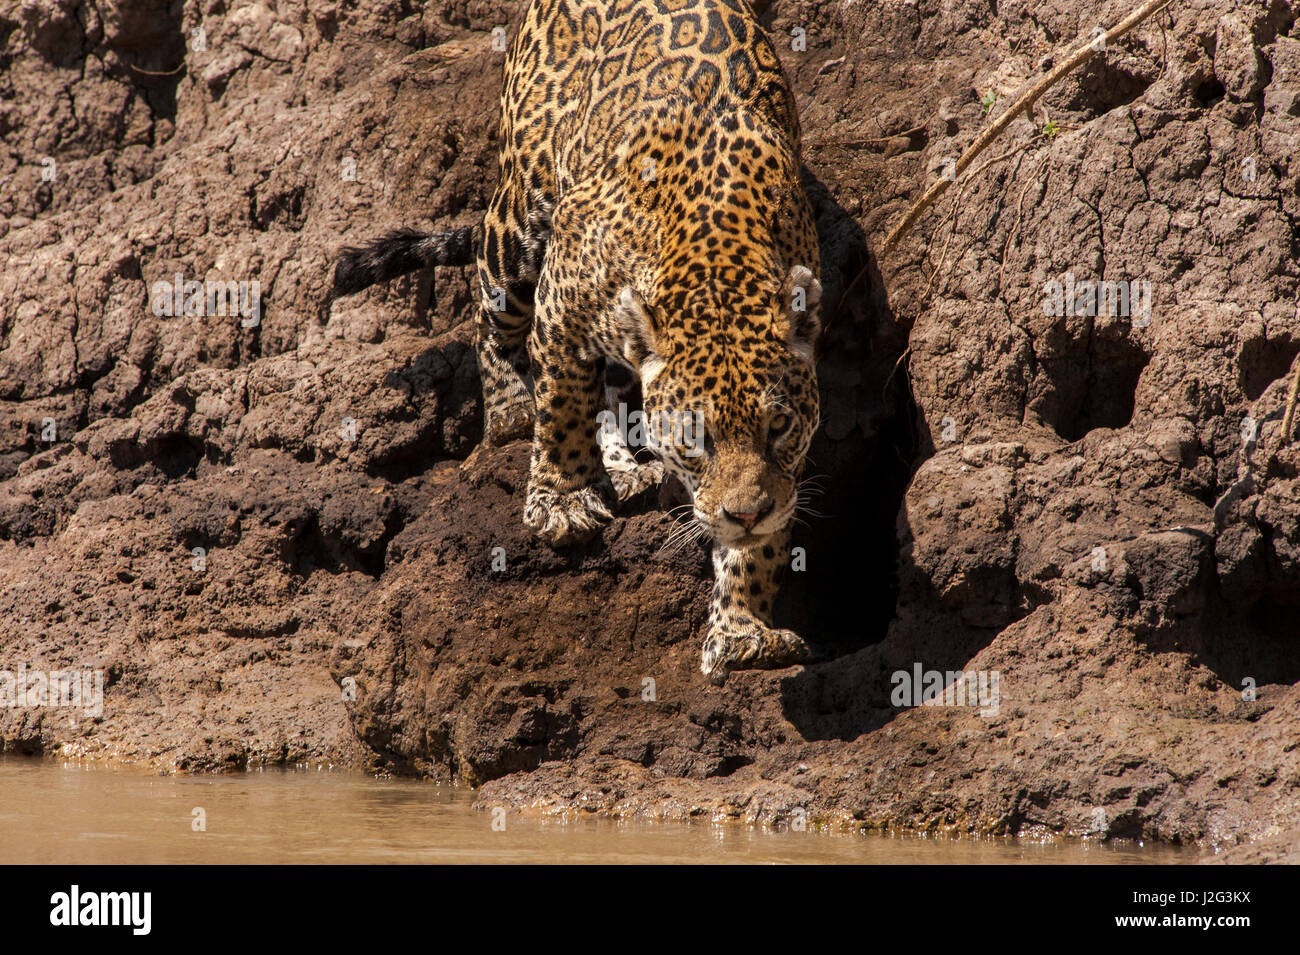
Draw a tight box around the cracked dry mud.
[2,0,1298,862]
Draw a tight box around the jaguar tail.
[331,225,481,297]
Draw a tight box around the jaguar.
[333,0,823,684]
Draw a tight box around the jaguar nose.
[722,503,773,530]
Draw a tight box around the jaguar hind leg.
[476,310,535,445]
[474,185,551,445]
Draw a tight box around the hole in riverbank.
[1036,333,1149,442]
[140,433,205,480]
[1192,77,1226,108]
[1238,332,1299,401]
[110,0,188,123]
[1067,58,1157,116]
[1142,591,1300,694]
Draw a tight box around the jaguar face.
[615,265,821,547]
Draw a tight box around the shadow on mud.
[773,168,916,656]
[776,170,1018,742]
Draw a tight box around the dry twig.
[806,124,927,149]
[128,62,186,76]
[1282,354,1300,445]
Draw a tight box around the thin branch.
[806,124,927,148]
[128,61,186,76]
[1283,356,1300,445]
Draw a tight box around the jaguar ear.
[782,264,822,362]
[614,287,666,381]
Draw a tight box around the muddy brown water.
[0,758,1191,864]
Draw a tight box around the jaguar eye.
[769,413,792,438]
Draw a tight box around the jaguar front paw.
[484,398,535,446]
[700,622,810,685]
[608,459,664,503]
[524,480,615,547]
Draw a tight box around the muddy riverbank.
[2,0,1298,862]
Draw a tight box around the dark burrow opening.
[1238,331,1300,402]
[777,355,916,660]
[111,0,188,123]
[1192,77,1227,108]
[1036,331,1150,442]
[1066,55,1159,116]
[1145,592,1300,694]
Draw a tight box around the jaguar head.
[615,265,821,547]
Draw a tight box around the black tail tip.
[329,228,430,300]
[331,248,372,298]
